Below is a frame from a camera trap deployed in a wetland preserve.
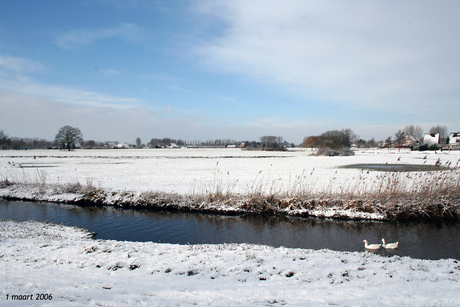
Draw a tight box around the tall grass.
[2,160,460,220]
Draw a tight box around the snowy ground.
[1,147,460,220]
[1,220,459,306]
[1,149,460,305]
[1,147,458,195]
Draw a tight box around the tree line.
[303,124,454,152]
[303,129,357,150]
[2,124,455,151]
[0,126,295,151]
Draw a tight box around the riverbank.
[1,148,460,221]
[1,178,459,221]
[1,219,459,306]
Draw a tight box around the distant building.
[423,133,440,145]
[449,132,460,144]
[404,135,420,147]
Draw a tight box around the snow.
[2,147,456,196]
[1,148,460,305]
[1,220,459,306]
[2,148,460,220]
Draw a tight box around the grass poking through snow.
[2,161,460,221]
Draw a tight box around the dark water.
[344,163,445,172]
[1,199,459,260]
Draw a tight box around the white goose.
[382,238,399,249]
[362,240,382,250]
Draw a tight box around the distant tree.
[136,137,142,148]
[9,137,25,150]
[318,129,356,150]
[303,136,321,150]
[356,139,367,148]
[429,125,448,144]
[404,125,423,141]
[0,130,10,149]
[55,125,83,151]
[85,140,96,149]
[385,136,392,148]
[163,138,172,146]
[367,138,376,148]
[260,136,284,150]
[394,129,405,151]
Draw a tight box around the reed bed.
[1,161,460,221]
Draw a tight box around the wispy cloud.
[194,0,460,114]
[99,69,122,76]
[0,91,212,142]
[0,55,142,110]
[0,55,44,73]
[143,73,177,82]
[245,117,321,129]
[56,23,145,49]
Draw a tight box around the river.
[1,199,459,260]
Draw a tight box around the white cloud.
[0,77,142,110]
[194,0,460,113]
[0,55,143,110]
[0,55,44,73]
[0,91,209,142]
[245,117,313,129]
[56,23,145,49]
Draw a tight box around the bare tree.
[260,136,283,147]
[318,129,356,149]
[394,129,405,152]
[385,136,392,148]
[429,125,448,144]
[55,125,83,151]
[404,125,423,141]
[0,130,10,149]
[367,138,376,148]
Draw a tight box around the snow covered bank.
[1,220,459,306]
[1,173,459,220]
[1,149,460,221]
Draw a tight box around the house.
[423,133,440,145]
[449,132,460,144]
[404,135,420,147]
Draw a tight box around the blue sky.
[1,0,459,144]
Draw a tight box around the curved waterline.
[341,163,449,172]
[1,199,459,260]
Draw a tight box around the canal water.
[1,199,459,260]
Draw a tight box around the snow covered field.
[1,149,460,305]
[1,148,460,220]
[1,147,456,195]
[1,220,459,306]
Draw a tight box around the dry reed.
[1,161,460,221]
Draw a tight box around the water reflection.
[1,199,459,260]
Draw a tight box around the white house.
[449,132,460,144]
[115,143,129,149]
[423,133,440,145]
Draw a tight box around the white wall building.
[423,133,440,145]
[449,132,460,144]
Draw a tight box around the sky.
[0,0,459,145]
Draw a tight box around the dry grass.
[2,161,460,221]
